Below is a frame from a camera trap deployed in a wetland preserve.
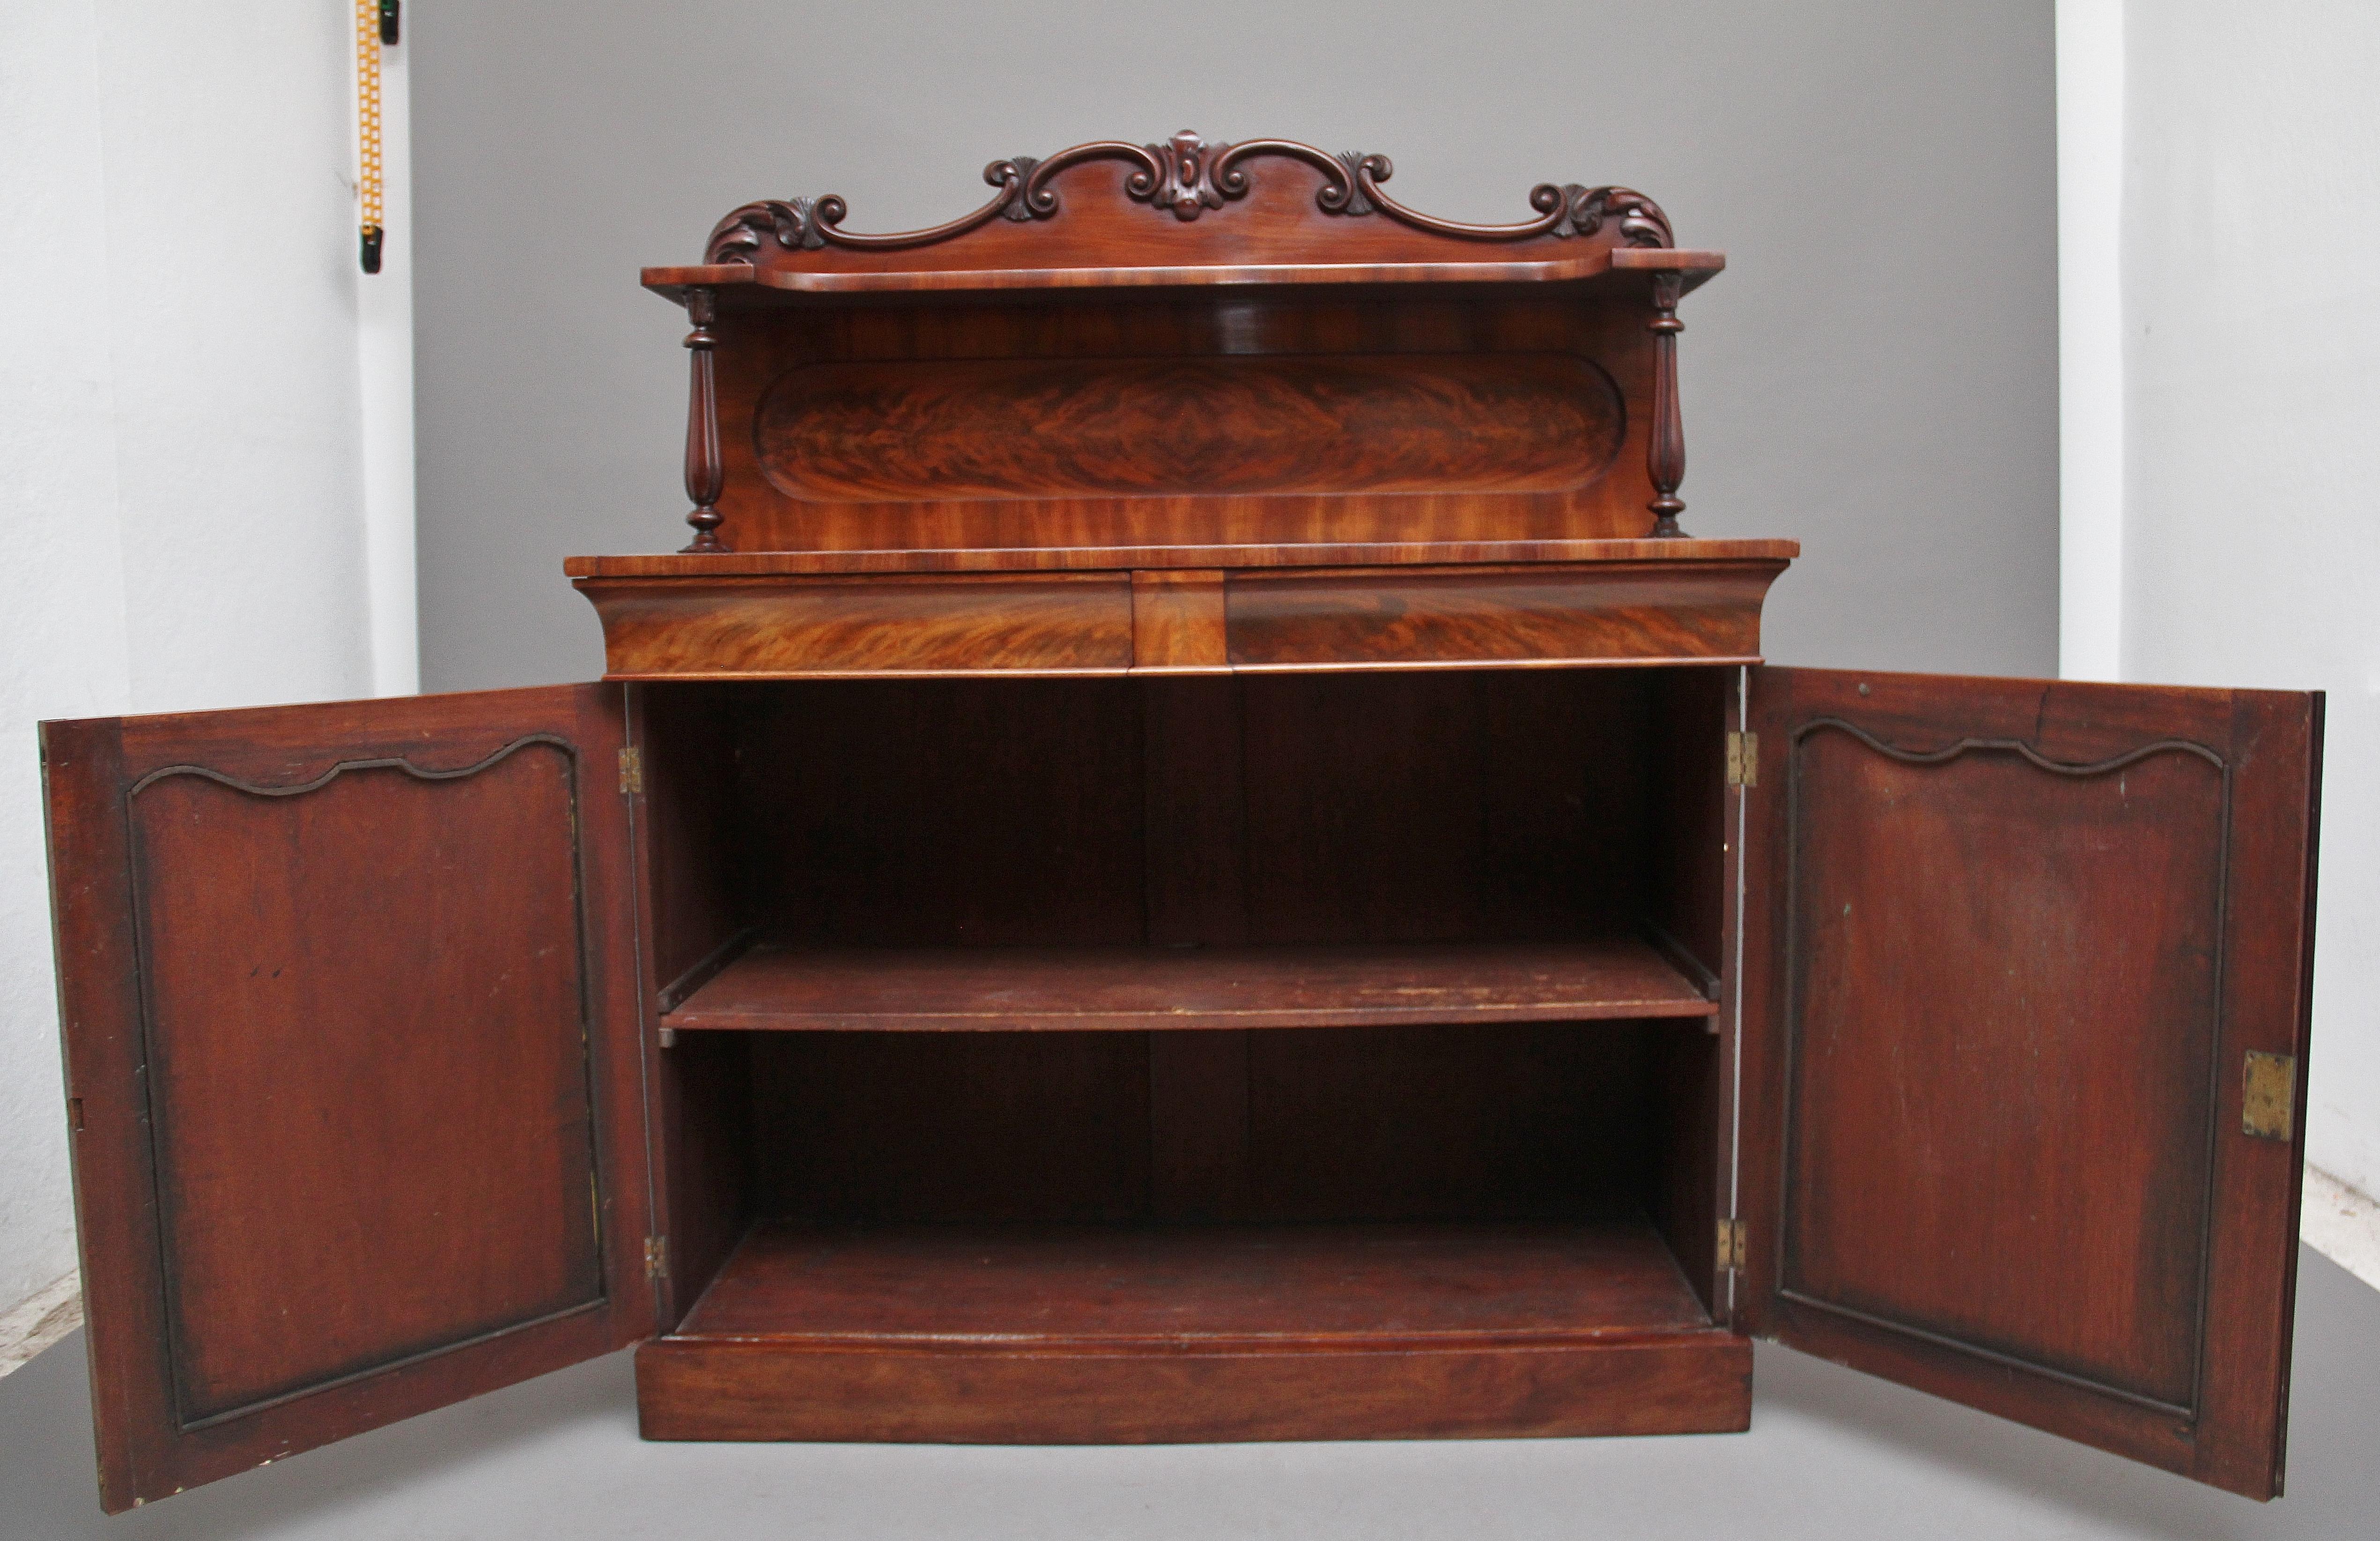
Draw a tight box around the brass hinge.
[1724,731,1759,788]
[644,1235,669,1280]
[618,746,643,796]
[1716,1217,1747,1271]
[2243,1051,2297,1140]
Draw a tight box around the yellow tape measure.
[356,1,397,272]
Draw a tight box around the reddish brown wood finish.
[637,1220,1748,1444]
[1739,668,2321,1500]
[623,684,754,1324]
[573,554,1786,680]
[41,133,2326,1512]
[631,140,1724,557]
[1223,561,1777,671]
[42,687,655,1513]
[576,573,1134,678]
[695,289,1687,556]
[1645,271,1689,536]
[679,288,726,552]
[1129,569,1228,671]
[566,537,1800,577]
[651,137,1715,296]
[663,940,1717,1032]
[681,1221,1711,1338]
[755,353,1626,503]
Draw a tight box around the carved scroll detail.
[704,157,1038,260]
[701,133,1674,247]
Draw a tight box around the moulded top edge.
[563,538,1800,580]
[638,248,1726,304]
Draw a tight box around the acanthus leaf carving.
[1144,130,1227,220]
[1563,185,1674,248]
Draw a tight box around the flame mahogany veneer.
[39,133,2320,1514]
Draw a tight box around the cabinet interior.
[637,666,1734,1349]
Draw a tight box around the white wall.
[2061,1,2380,1201]
[0,1,406,1313]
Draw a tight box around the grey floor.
[5,1250,2374,1541]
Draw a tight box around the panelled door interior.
[44,688,656,1510]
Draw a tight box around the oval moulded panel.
[753,353,1626,503]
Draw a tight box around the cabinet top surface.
[564,538,1798,580]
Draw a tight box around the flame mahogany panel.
[1225,561,1782,669]
[754,353,1626,503]
[577,557,1785,680]
[578,573,1134,678]
[708,291,1662,553]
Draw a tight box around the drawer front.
[1225,564,1773,668]
[585,574,1136,678]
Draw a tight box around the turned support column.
[678,287,728,553]
[1646,270,1688,539]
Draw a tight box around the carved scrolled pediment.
[700,130,1673,265]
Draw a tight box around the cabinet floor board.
[638,1219,1750,1443]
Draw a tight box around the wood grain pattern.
[675,1221,1712,1340]
[578,573,1133,678]
[1738,668,2322,1500]
[697,288,1686,554]
[636,1220,1748,1444]
[42,687,654,1513]
[566,537,1802,577]
[644,245,1723,299]
[1130,570,1227,671]
[1224,561,1783,671]
[576,560,1785,680]
[754,354,1625,502]
[662,940,1718,1032]
[640,1333,1749,1444]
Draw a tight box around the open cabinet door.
[1738,668,2320,1500]
[42,686,657,1512]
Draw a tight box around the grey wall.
[413,0,2057,689]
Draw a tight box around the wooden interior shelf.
[638,1218,1747,1443]
[661,939,1721,1034]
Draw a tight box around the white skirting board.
[0,1272,80,1379]
[2301,1168,2380,1294]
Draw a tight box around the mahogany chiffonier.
[42,133,2320,1514]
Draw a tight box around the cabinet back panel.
[1242,1024,1653,1222]
[752,1032,1154,1222]
[685,671,1667,951]
[740,678,1149,947]
[747,1024,1667,1226]
[1238,671,1652,943]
